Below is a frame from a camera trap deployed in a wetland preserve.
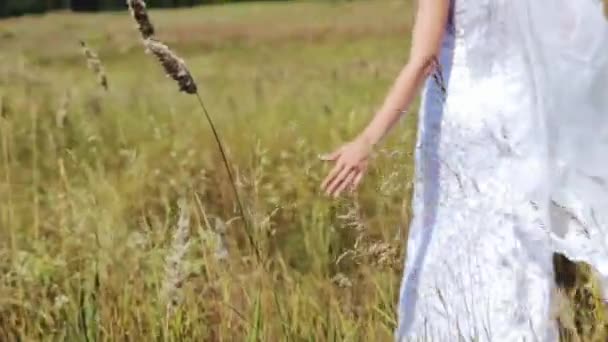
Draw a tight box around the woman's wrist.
[357,130,379,148]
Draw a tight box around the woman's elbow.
[406,54,438,78]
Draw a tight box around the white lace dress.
[396,1,608,340]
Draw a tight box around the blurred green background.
[1,0,292,18]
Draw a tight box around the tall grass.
[128,0,261,261]
[0,1,606,340]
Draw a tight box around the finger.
[326,165,352,195]
[319,149,341,162]
[350,171,364,192]
[321,162,345,190]
[326,166,355,196]
[333,170,358,197]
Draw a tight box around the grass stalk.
[0,109,15,254]
[194,93,261,262]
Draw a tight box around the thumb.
[319,148,342,161]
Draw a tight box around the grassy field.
[0,1,606,340]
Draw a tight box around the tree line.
[0,0,266,18]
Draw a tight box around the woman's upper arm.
[409,0,450,67]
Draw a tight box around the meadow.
[0,1,606,340]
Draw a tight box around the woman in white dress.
[321,0,608,340]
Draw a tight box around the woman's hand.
[320,137,372,197]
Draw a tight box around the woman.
[321,0,608,340]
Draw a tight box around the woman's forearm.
[358,59,432,146]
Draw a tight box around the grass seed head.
[126,0,155,39]
[162,198,191,317]
[144,38,198,94]
[79,40,108,91]
[56,90,71,128]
